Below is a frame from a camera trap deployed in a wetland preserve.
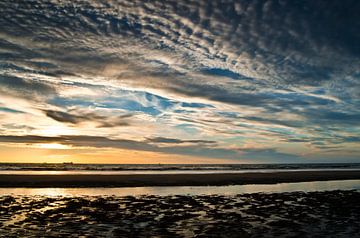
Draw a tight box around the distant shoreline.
[0,170,360,187]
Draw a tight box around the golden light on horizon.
[0,144,239,164]
[37,143,69,150]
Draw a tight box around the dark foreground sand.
[0,170,360,187]
[0,190,359,237]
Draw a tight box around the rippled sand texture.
[0,191,359,237]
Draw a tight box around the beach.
[1,190,359,237]
[1,169,359,237]
[0,170,360,187]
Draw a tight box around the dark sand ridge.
[0,170,360,187]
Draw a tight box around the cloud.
[0,134,308,162]
[44,109,132,128]
[238,147,302,163]
[0,0,359,162]
[146,137,216,145]
[1,0,358,84]
[0,134,233,159]
[0,75,56,99]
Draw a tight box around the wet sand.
[0,170,360,187]
[0,190,359,237]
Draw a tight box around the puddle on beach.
[0,179,359,197]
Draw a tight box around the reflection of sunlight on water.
[0,180,359,197]
[39,188,69,196]
[3,213,27,226]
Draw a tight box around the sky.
[0,0,359,164]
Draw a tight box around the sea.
[0,163,359,196]
[0,162,359,175]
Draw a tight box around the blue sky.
[0,0,359,163]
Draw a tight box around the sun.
[38,126,73,136]
[37,143,69,150]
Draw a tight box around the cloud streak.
[44,109,132,128]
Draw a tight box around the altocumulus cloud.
[0,0,359,162]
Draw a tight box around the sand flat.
[0,170,359,187]
[0,190,359,237]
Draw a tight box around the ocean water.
[0,163,359,175]
[0,180,359,196]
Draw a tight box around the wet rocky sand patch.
[0,190,359,237]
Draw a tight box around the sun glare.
[38,126,73,136]
[37,143,69,150]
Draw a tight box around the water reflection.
[0,180,359,196]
